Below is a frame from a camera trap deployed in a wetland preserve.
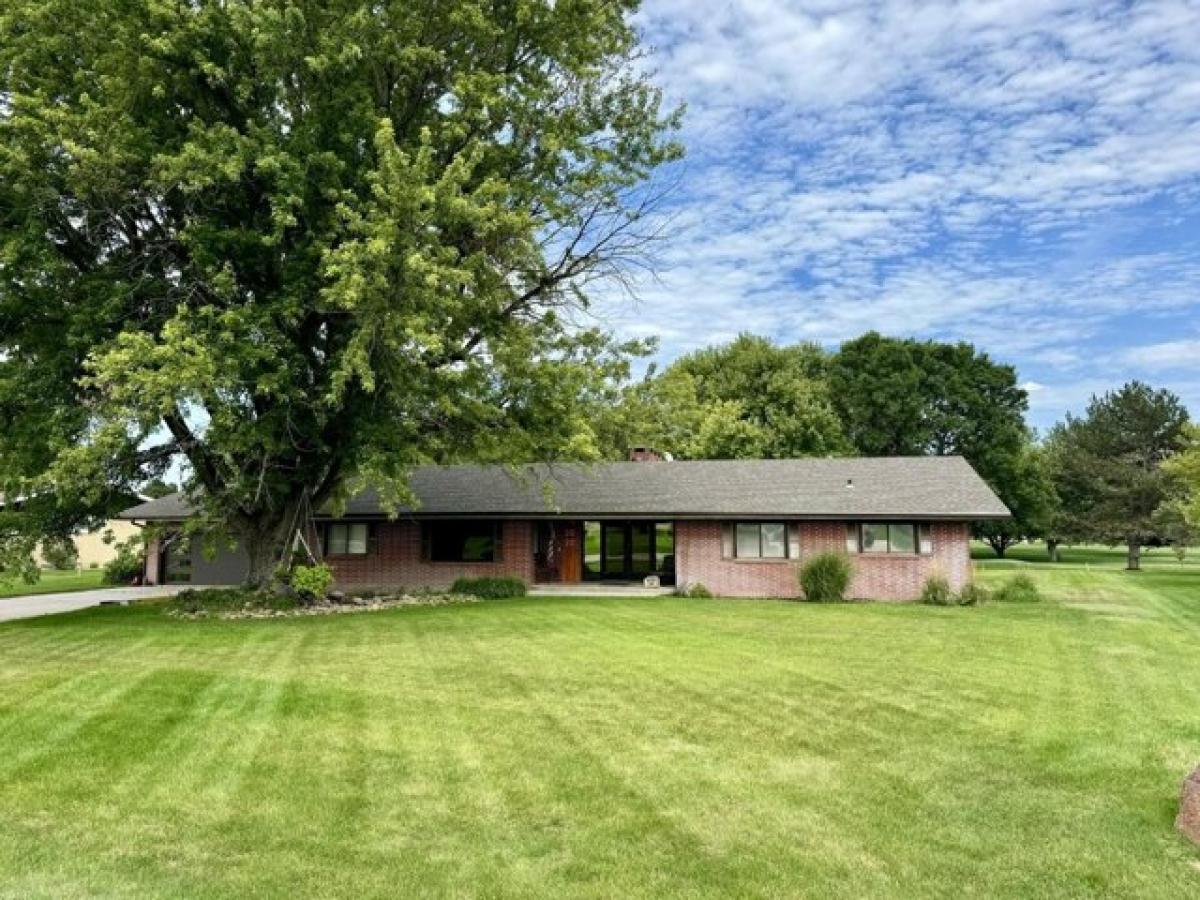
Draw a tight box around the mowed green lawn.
[0,567,104,599]
[2,551,1199,898]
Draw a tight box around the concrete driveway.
[0,585,202,624]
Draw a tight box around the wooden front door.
[559,523,582,582]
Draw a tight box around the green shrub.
[994,573,1041,603]
[799,552,852,602]
[920,574,954,605]
[450,576,526,599]
[41,536,78,571]
[102,538,144,585]
[956,582,990,606]
[290,563,334,601]
[676,581,713,598]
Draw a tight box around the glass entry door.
[585,521,673,583]
[602,522,627,577]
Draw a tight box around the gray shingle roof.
[119,457,1009,521]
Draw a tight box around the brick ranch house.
[119,456,1008,600]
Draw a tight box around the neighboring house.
[59,518,143,569]
[1,492,144,570]
[118,455,1008,600]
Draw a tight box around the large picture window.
[426,521,499,562]
[325,522,370,556]
[734,522,788,559]
[859,522,918,554]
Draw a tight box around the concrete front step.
[528,583,674,597]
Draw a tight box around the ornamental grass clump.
[955,582,990,606]
[799,552,852,602]
[994,573,1041,603]
[919,574,955,606]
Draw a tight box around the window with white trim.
[734,522,788,559]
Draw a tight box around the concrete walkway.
[0,585,201,624]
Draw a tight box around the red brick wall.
[675,520,971,601]
[328,520,535,591]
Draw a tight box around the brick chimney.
[628,446,663,462]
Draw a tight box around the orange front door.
[559,523,582,582]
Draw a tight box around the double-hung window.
[325,522,370,556]
[734,522,788,559]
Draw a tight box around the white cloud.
[589,1,1200,425]
[1120,339,1200,370]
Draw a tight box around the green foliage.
[955,582,990,606]
[676,581,713,599]
[141,479,178,500]
[595,335,849,459]
[993,574,1041,603]
[290,563,334,600]
[919,575,954,606]
[974,441,1058,557]
[1047,381,1189,569]
[1164,423,1200,530]
[0,0,681,586]
[41,536,79,571]
[830,332,1029,520]
[101,537,144,585]
[449,576,526,599]
[799,552,852,603]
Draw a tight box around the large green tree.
[0,0,680,585]
[973,440,1057,558]
[595,334,849,459]
[828,332,1030,537]
[1049,382,1189,570]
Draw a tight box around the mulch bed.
[167,592,481,620]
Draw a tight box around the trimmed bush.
[920,574,955,606]
[291,563,334,601]
[450,576,526,599]
[956,582,990,606]
[994,573,1041,603]
[676,581,713,599]
[102,538,144,585]
[799,552,852,602]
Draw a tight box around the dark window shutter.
[493,522,504,562]
[420,524,432,561]
[367,523,378,556]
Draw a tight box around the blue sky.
[593,0,1200,432]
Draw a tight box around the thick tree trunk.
[238,515,292,590]
[1047,539,1059,563]
[1127,540,1141,571]
[987,536,1008,559]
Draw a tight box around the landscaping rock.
[1179,766,1200,846]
